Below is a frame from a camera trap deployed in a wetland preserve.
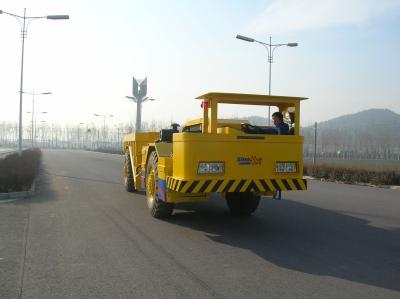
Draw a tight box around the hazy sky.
[1,0,399,129]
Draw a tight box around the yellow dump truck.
[123,92,307,218]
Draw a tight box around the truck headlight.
[275,162,297,173]
[198,162,224,174]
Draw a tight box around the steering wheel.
[241,123,256,130]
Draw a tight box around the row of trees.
[302,126,400,160]
[0,120,168,150]
[1,121,399,160]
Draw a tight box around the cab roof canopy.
[195,92,308,134]
[196,92,307,106]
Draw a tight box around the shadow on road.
[12,169,56,206]
[169,196,400,291]
[42,170,123,186]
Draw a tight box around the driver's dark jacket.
[275,122,289,135]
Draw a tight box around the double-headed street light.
[23,91,52,147]
[125,96,155,132]
[26,111,48,147]
[77,122,85,147]
[236,34,298,124]
[93,114,113,143]
[40,120,48,146]
[0,8,69,155]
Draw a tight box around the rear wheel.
[124,151,136,192]
[226,192,260,216]
[146,151,174,218]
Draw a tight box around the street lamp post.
[36,112,48,145]
[236,34,298,125]
[0,8,69,155]
[86,122,95,149]
[115,125,121,147]
[78,122,89,148]
[40,120,47,147]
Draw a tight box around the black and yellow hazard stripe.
[166,177,307,193]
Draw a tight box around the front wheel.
[146,151,174,218]
[226,192,260,216]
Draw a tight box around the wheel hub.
[146,169,156,207]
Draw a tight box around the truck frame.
[123,92,308,218]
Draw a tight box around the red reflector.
[201,101,209,109]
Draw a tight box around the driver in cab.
[272,112,289,135]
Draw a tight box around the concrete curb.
[0,149,17,158]
[306,176,400,190]
[91,151,123,156]
[0,183,35,203]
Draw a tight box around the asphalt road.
[1,149,399,298]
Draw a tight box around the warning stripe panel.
[299,179,307,190]
[291,179,301,190]
[270,179,281,190]
[166,177,307,193]
[234,180,247,192]
[211,180,224,192]
[199,180,212,193]
[246,180,260,192]
[281,179,292,190]
[286,179,298,191]
[222,180,235,192]
[259,179,270,191]
[178,180,187,192]
[186,180,200,193]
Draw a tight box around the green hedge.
[304,164,400,186]
[0,148,42,192]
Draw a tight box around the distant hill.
[247,115,268,126]
[307,109,400,131]
[236,109,400,130]
[301,108,400,158]
[230,115,269,126]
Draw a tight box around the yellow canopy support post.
[202,101,209,133]
[209,99,218,134]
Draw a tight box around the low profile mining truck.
[123,92,307,218]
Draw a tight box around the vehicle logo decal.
[237,156,262,165]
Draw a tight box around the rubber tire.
[226,192,260,216]
[146,151,174,218]
[124,151,136,192]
